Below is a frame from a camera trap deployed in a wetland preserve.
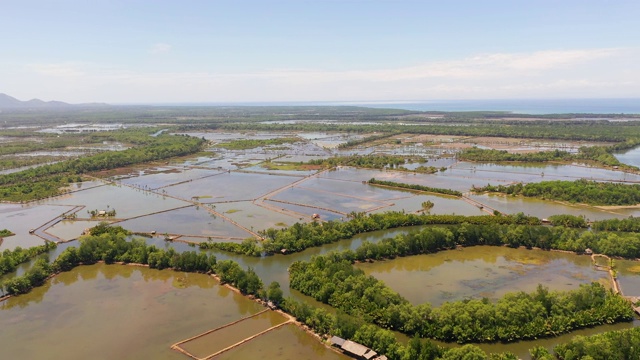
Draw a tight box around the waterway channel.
[4,145,640,358]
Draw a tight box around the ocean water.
[155,98,640,115]
[359,98,640,115]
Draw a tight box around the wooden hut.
[330,336,346,348]
[341,340,377,360]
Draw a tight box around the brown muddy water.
[356,246,611,307]
[179,310,288,358]
[0,264,333,360]
[5,147,640,359]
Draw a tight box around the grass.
[262,162,323,171]
[625,265,640,273]
[216,138,299,150]
[0,229,14,237]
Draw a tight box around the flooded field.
[215,323,350,360]
[178,310,289,358]
[4,129,640,359]
[0,203,76,249]
[0,264,263,359]
[615,146,640,168]
[469,193,628,220]
[44,183,188,219]
[163,172,299,203]
[46,220,106,241]
[214,201,299,230]
[117,167,224,190]
[115,205,253,240]
[356,246,611,307]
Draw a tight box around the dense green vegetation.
[0,156,63,171]
[368,178,463,197]
[0,106,416,127]
[337,132,399,149]
[281,297,519,360]
[546,214,588,228]
[592,216,640,232]
[199,211,541,255]
[459,143,639,170]
[472,179,640,206]
[264,219,640,261]
[205,211,640,258]
[0,229,14,237]
[0,226,278,302]
[220,120,640,143]
[0,134,205,201]
[549,326,640,360]
[290,251,632,343]
[307,154,418,169]
[460,147,573,163]
[0,242,56,276]
[0,137,76,157]
[215,137,299,150]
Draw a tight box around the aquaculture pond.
[452,161,640,183]
[163,172,299,203]
[0,203,76,250]
[45,220,105,242]
[356,246,611,307]
[468,193,628,221]
[5,226,640,360]
[44,182,188,219]
[115,205,253,240]
[0,264,336,360]
[215,323,350,360]
[615,146,640,168]
[117,167,224,190]
[214,201,300,230]
[5,135,640,360]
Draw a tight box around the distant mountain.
[0,93,108,109]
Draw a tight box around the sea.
[153,98,640,115]
[356,98,640,115]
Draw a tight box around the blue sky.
[2,0,639,103]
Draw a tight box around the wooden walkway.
[171,309,292,360]
[265,198,348,216]
[590,254,622,295]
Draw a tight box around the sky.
[2,0,639,104]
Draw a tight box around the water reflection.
[356,246,608,307]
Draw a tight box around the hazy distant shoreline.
[112,98,640,115]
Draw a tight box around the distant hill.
[0,93,108,109]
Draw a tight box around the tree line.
[307,154,417,169]
[0,229,13,237]
[281,293,640,359]
[0,242,57,276]
[337,132,400,149]
[215,137,299,150]
[0,134,205,202]
[199,211,541,256]
[368,178,463,196]
[472,179,640,206]
[540,326,640,360]
[281,296,521,360]
[0,225,281,306]
[459,144,639,170]
[592,216,640,232]
[289,250,632,344]
[219,120,640,143]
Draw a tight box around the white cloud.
[150,43,172,54]
[9,47,640,102]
